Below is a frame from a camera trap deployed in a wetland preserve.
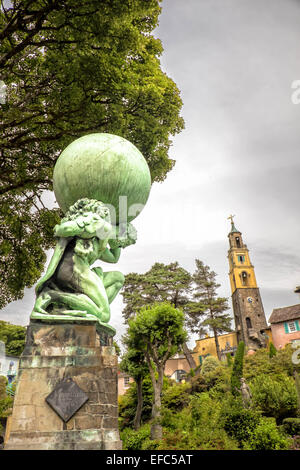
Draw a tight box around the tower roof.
[227,215,240,234]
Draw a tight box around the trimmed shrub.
[201,356,219,376]
[250,373,298,422]
[248,418,290,450]
[282,417,300,436]
[220,396,261,446]
[120,424,151,450]
[162,382,191,411]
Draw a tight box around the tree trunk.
[182,341,197,371]
[133,377,143,430]
[213,328,221,360]
[150,367,164,440]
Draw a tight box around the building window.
[288,321,297,333]
[246,317,252,329]
[124,376,130,387]
[241,271,248,286]
[235,237,241,248]
[237,255,245,264]
[172,369,187,383]
[284,321,300,334]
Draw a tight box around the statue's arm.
[54,215,111,239]
[54,220,84,238]
[99,246,121,264]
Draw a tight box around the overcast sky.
[1,0,300,348]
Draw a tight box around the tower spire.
[227,214,239,233]
[227,220,268,350]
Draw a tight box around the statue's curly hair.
[61,198,110,223]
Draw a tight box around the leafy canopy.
[0,0,184,307]
[122,262,192,321]
[0,320,26,356]
[126,302,187,365]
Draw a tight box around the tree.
[126,302,187,439]
[120,346,149,430]
[122,262,196,369]
[0,321,26,356]
[187,259,232,360]
[269,342,277,359]
[231,341,245,396]
[0,0,184,308]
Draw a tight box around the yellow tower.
[227,215,268,350]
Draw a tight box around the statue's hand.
[109,223,137,249]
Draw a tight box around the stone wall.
[5,321,122,450]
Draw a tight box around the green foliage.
[113,341,121,357]
[119,347,148,382]
[0,1,184,306]
[122,262,192,321]
[118,374,155,430]
[0,376,13,432]
[269,342,277,358]
[250,374,298,422]
[231,341,245,395]
[220,396,261,447]
[127,302,187,366]
[247,418,290,450]
[120,423,152,450]
[243,345,300,383]
[118,352,297,450]
[294,371,300,416]
[226,353,233,367]
[282,417,300,436]
[189,374,208,394]
[0,321,26,356]
[186,260,232,344]
[159,392,239,450]
[201,356,219,376]
[161,382,191,411]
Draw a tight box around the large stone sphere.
[53,133,151,223]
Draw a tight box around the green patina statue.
[30,133,151,332]
[31,198,136,327]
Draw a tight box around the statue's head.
[61,198,110,223]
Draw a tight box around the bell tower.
[227,215,268,350]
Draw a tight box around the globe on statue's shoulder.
[53,133,151,223]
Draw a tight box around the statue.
[240,377,252,407]
[30,133,151,332]
[31,198,136,326]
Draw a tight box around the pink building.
[118,371,134,396]
[117,353,190,396]
[269,304,300,349]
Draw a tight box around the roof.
[269,304,300,324]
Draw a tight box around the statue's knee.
[116,272,125,286]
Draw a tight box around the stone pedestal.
[5,320,122,450]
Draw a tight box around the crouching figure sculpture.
[31,198,136,326]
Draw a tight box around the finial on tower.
[227,214,239,233]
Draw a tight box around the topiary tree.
[201,356,219,376]
[226,353,233,367]
[126,302,187,439]
[231,341,245,396]
[269,342,277,359]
